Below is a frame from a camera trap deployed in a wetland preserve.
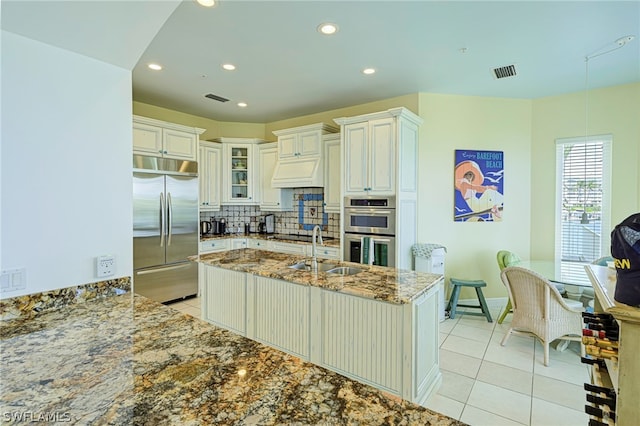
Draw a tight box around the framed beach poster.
[454,150,504,222]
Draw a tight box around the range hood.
[271,157,323,188]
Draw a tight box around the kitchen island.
[193,249,444,406]
[0,291,460,425]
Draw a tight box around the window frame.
[554,134,612,270]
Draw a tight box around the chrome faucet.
[311,225,324,272]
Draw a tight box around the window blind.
[555,135,612,282]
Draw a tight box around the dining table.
[514,260,595,287]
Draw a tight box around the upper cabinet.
[199,142,222,211]
[214,137,263,205]
[258,143,293,211]
[323,133,341,213]
[334,108,422,197]
[271,123,338,188]
[133,115,204,161]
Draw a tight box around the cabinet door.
[323,138,341,213]
[199,144,221,210]
[225,144,254,203]
[343,122,369,195]
[133,122,163,156]
[278,134,297,159]
[298,130,321,157]
[163,128,197,160]
[368,118,395,194]
[202,266,246,335]
[253,276,310,358]
[259,145,279,209]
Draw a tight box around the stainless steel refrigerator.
[133,155,198,303]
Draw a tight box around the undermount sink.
[326,266,363,276]
[288,261,337,272]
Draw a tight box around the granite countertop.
[191,249,443,304]
[0,293,463,425]
[201,233,341,248]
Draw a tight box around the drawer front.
[271,241,308,255]
[199,239,229,253]
[247,239,272,250]
[314,246,341,260]
[231,239,248,249]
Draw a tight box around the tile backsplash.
[200,188,340,239]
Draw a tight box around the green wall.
[133,82,639,301]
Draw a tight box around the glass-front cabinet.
[216,138,263,205]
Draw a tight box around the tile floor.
[167,296,590,426]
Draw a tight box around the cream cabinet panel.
[323,134,341,213]
[368,118,395,194]
[273,125,335,160]
[271,241,308,255]
[163,128,197,160]
[231,238,248,249]
[201,265,246,335]
[199,238,229,254]
[216,138,263,205]
[252,277,310,358]
[343,118,394,196]
[258,143,293,211]
[310,245,341,260]
[343,123,369,195]
[133,116,202,161]
[132,122,163,155]
[247,239,273,250]
[199,142,222,211]
[277,134,297,159]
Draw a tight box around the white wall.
[1,31,133,298]
[417,93,533,299]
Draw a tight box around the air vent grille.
[492,64,517,79]
[205,93,230,103]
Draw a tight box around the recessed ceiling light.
[197,0,216,7]
[317,23,338,35]
[362,68,376,75]
[237,102,247,108]
[222,63,236,71]
[148,63,162,71]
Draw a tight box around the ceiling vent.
[204,93,229,102]
[492,64,517,79]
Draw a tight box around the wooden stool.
[447,278,493,322]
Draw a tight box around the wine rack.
[584,264,640,426]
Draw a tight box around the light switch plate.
[0,268,27,293]
[97,255,115,277]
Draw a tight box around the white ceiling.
[3,1,639,123]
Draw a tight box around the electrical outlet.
[97,255,115,277]
[0,268,26,293]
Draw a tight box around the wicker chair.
[496,250,521,323]
[500,266,583,366]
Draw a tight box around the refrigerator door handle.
[159,192,166,247]
[136,263,192,275]
[167,192,173,246]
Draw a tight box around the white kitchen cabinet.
[133,115,203,161]
[335,108,422,197]
[247,239,272,250]
[215,138,263,205]
[199,238,230,254]
[199,142,222,211]
[250,276,310,358]
[310,245,341,260]
[323,133,341,213]
[271,241,308,256]
[271,123,338,188]
[200,265,246,335]
[273,123,337,159]
[258,143,293,211]
[341,118,395,195]
[230,238,248,249]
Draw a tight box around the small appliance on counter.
[200,221,212,236]
[210,217,226,235]
[265,214,275,234]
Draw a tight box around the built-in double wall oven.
[343,196,396,267]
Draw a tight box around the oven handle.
[344,208,395,215]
